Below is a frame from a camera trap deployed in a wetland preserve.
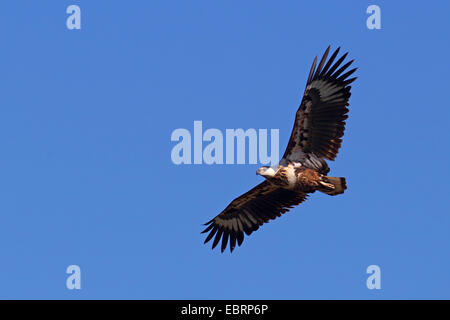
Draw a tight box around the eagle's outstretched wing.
[282,46,357,167]
[202,181,307,253]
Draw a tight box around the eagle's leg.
[319,181,335,189]
[317,176,347,196]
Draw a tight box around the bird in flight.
[202,46,357,253]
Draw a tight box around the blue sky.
[1,1,449,299]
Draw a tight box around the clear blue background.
[1,1,449,299]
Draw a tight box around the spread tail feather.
[318,176,347,196]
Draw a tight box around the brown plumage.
[202,181,307,253]
[283,46,356,163]
[202,46,356,253]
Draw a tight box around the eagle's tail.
[318,176,347,196]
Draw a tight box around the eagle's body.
[202,46,357,252]
[258,163,346,195]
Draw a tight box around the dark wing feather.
[202,181,307,253]
[282,46,357,162]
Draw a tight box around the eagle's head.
[256,166,277,178]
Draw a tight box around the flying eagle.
[202,46,357,253]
